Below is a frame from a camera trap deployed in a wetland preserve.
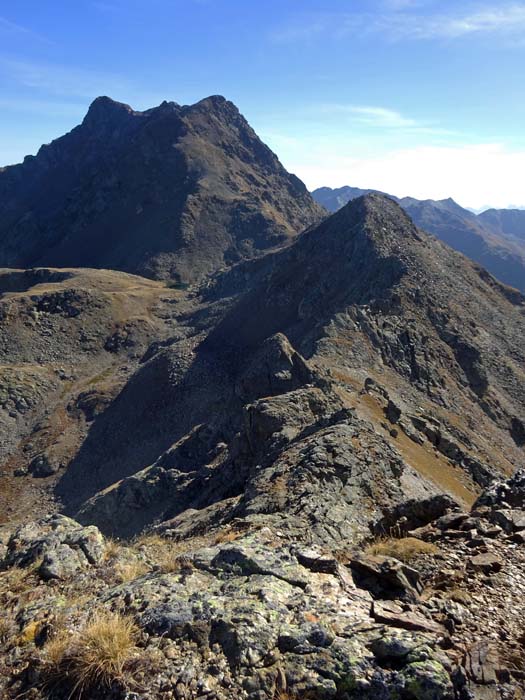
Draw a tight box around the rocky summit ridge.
[312,186,525,293]
[0,99,524,700]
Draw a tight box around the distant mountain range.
[0,96,323,284]
[313,186,525,292]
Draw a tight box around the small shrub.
[365,537,439,562]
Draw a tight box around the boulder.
[491,509,525,533]
[467,553,503,574]
[28,453,60,478]
[474,469,525,509]
[350,554,423,602]
[5,514,106,580]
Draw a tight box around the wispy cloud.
[0,97,86,118]
[321,105,418,128]
[0,58,131,100]
[315,103,456,137]
[384,4,525,39]
[271,3,525,44]
[0,57,169,109]
[0,15,51,44]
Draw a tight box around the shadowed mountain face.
[313,186,525,292]
[0,96,324,283]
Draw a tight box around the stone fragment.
[467,553,503,574]
[371,601,445,635]
[463,640,500,684]
[296,547,338,574]
[350,554,423,602]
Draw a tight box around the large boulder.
[4,514,106,580]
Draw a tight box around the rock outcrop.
[2,472,525,698]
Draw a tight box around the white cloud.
[383,4,525,39]
[321,104,418,128]
[267,140,525,209]
[271,3,525,44]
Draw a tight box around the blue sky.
[1,0,525,208]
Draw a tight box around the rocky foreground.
[1,471,525,699]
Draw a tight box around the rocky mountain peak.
[0,94,324,282]
[82,95,136,126]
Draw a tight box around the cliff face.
[0,96,324,283]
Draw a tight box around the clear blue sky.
[1,0,525,208]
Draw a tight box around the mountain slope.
[312,187,525,291]
[0,96,324,283]
[49,194,525,537]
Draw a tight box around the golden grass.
[0,565,33,595]
[133,533,186,574]
[104,537,123,560]
[213,529,242,545]
[365,536,439,563]
[114,560,150,583]
[43,611,139,697]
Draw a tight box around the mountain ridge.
[312,186,525,292]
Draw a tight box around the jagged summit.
[0,94,324,282]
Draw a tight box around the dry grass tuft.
[0,614,15,644]
[213,528,242,545]
[104,538,123,560]
[114,560,150,583]
[0,565,33,595]
[43,611,139,697]
[133,534,184,574]
[365,536,439,563]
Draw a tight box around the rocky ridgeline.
[0,472,524,699]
